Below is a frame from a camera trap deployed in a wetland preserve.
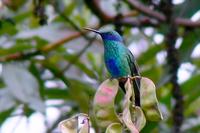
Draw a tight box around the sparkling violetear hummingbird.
[84,28,141,106]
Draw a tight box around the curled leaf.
[131,106,146,131]
[140,77,163,121]
[93,79,120,127]
[106,123,123,133]
[79,118,90,133]
[122,78,139,133]
[59,117,78,133]
[59,113,89,133]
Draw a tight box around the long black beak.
[83,28,101,34]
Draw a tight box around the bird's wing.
[127,50,141,106]
[127,50,140,76]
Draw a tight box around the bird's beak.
[83,27,101,34]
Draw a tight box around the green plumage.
[103,39,139,78]
[84,28,141,106]
[100,31,139,78]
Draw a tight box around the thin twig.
[0,27,98,62]
[60,36,96,74]
[127,0,200,27]
[127,0,166,21]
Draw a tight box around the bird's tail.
[132,78,140,106]
[119,77,141,106]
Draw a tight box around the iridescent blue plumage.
[84,28,141,106]
[101,31,139,78]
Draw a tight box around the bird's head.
[84,28,123,42]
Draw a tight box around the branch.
[59,36,96,74]
[84,0,158,27]
[117,17,159,27]
[175,18,200,27]
[127,0,166,21]
[84,0,114,23]
[41,31,83,52]
[127,0,200,28]
[0,26,98,62]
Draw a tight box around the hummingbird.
[84,28,141,106]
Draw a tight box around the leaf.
[0,107,15,125]
[179,30,200,62]
[59,113,89,133]
[122,78,141,133]
[44,89,69,99]
[86,52,106,81]
[174,0,200,18]
[131,106,146,131]
[141,64,162,84]
[105,123,123,133]
[29,62,45,99]
[182,74,200,107]
[182,74,200,94]
[59,117,78,133]
[2,63,45,112]
[140,77,163,121]
[63,54,97,79]
[68,79,95,113]
[0,21,18,36]
[185,97,200,116]
[79,118,90,133]
[0,89,16,112]
[64,1,76,16]
[181,117,200,132]
[138,45,163,65]
[93,79,120,127]
[0,37,48,56]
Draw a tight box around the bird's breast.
[104,51,130,78]
[103,41,131,78]
[105,58,120,77]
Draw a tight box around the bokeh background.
[0,0,200,132]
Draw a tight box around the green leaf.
[29,62,45,99]
[138,45,163,65]
[105,123,123,133]
[0,21,18,35]
[93,79,120,127]
[141,64,162,84]
[185,97,200,116]
[182,74,200,94]
[64,1,76,16]
[68,79,95,113]
[174,0,200,18]
[140,77,163,121]
[0,37,48,56]
[44,89,69,99]
[179,31,200,62]
[182,74,200,108]
[86,52,106,81]
[63,54,97,79]
[0,107,15,125]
